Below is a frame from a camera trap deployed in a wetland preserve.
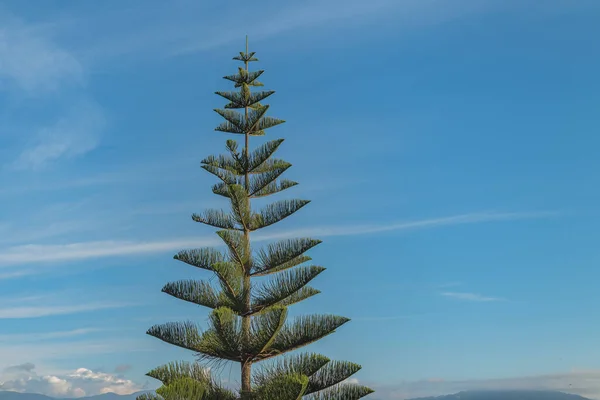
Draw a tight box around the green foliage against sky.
[138,38,374,399]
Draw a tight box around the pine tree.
[139,37,374,400]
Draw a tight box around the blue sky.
[1,0,600,399]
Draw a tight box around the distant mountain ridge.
[0,391,148,400]
[409,390,592,400]
[0,389,593,400]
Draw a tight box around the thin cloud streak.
[0,155,199,198]
[0,238,221,266]
[0,339,154,369]
[0,270,32,280]
[0,328,101,343]
[70,0,460,61]
[352,314,436,322]
[0,302,137,319]
[170,0,406,56]
[81,0,501,66]
[441,292,505,302]
[318,211,558,237]
[0,221,97,246]
[0,211,557,267]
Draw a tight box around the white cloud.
[0,238,220,267]
[0,211,556,268]
[0,13,105,170]
[0,328,100,343]
[12,101,106,170]
[0,16,83,93]
[441,292,504,302]
[0,293,135,319]
[69,368,141,395]
[285,211,557,237]
[0,154,198,197]
[0,303,131,319]
[0,364,141,397]
[0,269,31,280]
[0,220,96,246]
[373,370,600,399]
[51,0,496,63]
[169,0,409,56]
[343,377,360,385]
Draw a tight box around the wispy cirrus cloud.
[0,292,138,319]
[0,196,119,247]
[441,292,505,302]
[0,13,105,170]
[298,211,558,237]
[0,220,98,246]
[0,15,83,93]
[0,328,101,343]
[48,0,497,63]
[11,101,106,170]
[0,302,136,319]
[0,211,557,268]
[0,238,218,267]
[168,0,413,56]
[352,314,436,322]
[0,269,32,280]
[0,154,198,197]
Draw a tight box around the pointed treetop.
[233,35,259,63]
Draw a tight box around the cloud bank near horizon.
[0,363,142,398]
[3,365,600,399]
